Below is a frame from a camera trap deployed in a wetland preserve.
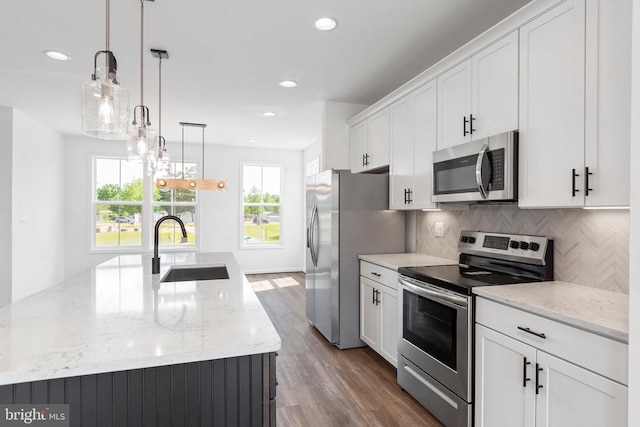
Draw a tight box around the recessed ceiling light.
[279,80,298,88]
[44,50,71,61]
[314,17,337,31]
[262,112,277,117]
[249,139,257,143]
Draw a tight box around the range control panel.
[458,231,550,264]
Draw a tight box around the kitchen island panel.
[0,353,275,427]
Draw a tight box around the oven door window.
[403,289,457,370]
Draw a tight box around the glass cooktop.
[399,264,541,296]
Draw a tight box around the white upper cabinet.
[389,80,438,210]
[519,0,630,208]
[437,31,518,150]
[471,31,519,141]
[349,120,368,173]
[437,59,473,149]
[583,0,631,207]
[350,108,390,173]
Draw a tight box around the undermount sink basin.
[160,265,229,283]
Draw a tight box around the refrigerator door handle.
[310,204,319,267]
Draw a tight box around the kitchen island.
[0,252,280,426]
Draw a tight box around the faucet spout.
[152,215,188,274]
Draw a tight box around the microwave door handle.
[475,143,490,199]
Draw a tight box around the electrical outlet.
[435,222,444,238]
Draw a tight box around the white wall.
[10,110,65,302]
[628,0,639,422]
[0,107,12,305]
[64,136,304,276]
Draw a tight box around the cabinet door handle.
[371,272,381,277]
[362,154,366,167]
[469,114,476,134]
[404,188,408,204]
[517,326,546,339]
[535,363,543,395]
[375,289,381,305]
[572,169,580,196]
[585,166,593,196]
[463,116,469,136]
[407,188,413,204]
[372,288,376,304]
[522,357,531,387]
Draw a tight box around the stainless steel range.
[397,231,554,427]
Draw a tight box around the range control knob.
[529,242,540,251]
[460,236,469,243]
[519,241,530,250]
[510,240,520,249]
[468,237,476,244]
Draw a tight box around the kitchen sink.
[160,265,229,283]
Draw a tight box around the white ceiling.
[0,0,530,150]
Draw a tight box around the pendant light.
[156,122,228,190]
[81,0,130,140]
[127,0,156,162]
[150,48,170,176]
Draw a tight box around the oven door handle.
[399,278,468,309]
[475,143,490,199]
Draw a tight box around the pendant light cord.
[202,127,205,180]
[182,125,185,180]
[158,55,162,143]
[140,0,145,124]
[105,0,110,52]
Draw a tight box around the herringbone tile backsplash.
[416,207,629,294]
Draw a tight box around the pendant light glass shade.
[81,68,130,139]
[127,122,157,161]
[81,0,130,140]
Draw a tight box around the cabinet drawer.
[360,261,398,289]
[476,297,628,385]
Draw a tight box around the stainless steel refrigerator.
[305,169,405,349]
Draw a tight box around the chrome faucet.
[152,215,188,274]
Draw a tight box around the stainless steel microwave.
[432,131,517,203]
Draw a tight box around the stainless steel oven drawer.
[398,355,471,427]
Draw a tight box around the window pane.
[95,205,142,247]
[153,206,196,245]
[96,159,144,202]
[243,165,264,203]
[243,206,280,244]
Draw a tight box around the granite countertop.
[358,253,458,270]
[0,252,281,386]
[473,281,628,342]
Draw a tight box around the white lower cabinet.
[359,261,398,367]
[475,298,628,427]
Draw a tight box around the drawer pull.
[371,272,382,277]
[517,326,546,339]
[522,357,531,387]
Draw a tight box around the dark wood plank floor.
[247,272,443,427]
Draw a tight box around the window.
[93,157,199,251]
[242,164,282,247]
[153,161,198,245]
[94,158,144,248]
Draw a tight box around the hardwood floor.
[247,272,443,427]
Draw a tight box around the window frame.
[239,162,284,249]
[91,156,200,253]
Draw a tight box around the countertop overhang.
[0,252,281,386]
